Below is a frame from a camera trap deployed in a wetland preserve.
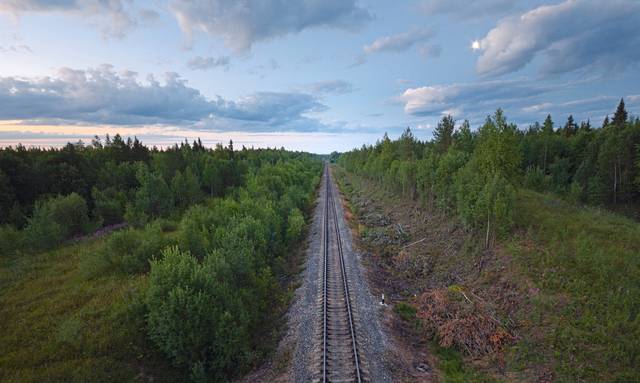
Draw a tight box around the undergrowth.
[0,237,183,382]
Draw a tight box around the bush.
[286,208,305,245]
[523,166,546,192]
[22,193,92,251]
[0,225,21,256]
[124,202,148,228]
[133,163,174,219]
[99,224,168,274]
[146,246,253,380]
[92,187,126,225]
[22,197,72,251]
[47,193,92,238]
[567,181,584,204]
[177,206,217,260]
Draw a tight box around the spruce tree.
[612,98,628,127]
[434,115,455,152]
[564,114,577,137]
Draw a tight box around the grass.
[0,238,184,382]
[506,189,640,382]
[434,345,500,383]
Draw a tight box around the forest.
[337,98,640,381]
[0,138,321,381]
[339,99,640,244]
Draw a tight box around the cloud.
[187,56,230,71]
[0,65,329,132]
[0,0,141,38]
[475,0,640,76]
[399,77,639,127]
[0,44,32,54]
[355,27,439,66]
[169,0,372,51]
[364,28,435,54]
[399,79,558,117]
[307,80,356,95]
[521,95,640,117]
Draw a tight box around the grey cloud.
[355,28,439,66]
[0,65,329,132]
[364,28,435,54]
[521,95,640,120]
[0,44,32,53]
[169,0,372,51]
[399,78,638,126]
[187,56,230,71]
[399,79,559,117]
[475,0,640,76]
[307,80,356,95]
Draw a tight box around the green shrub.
[21,193,92,251]
[523,166,546,191]
[99,224,168,274]
[124,202,148,228]
[177,206,217,260]
[154,218,178,233]
[21,198,67,251]
[567,181,584,204]
[394,301,417,322]
[133,163,174,220]
[92,187,126,225]
[286,208,305,245]
[0,224,21,256]
[46,193,92,238]
[146,246,252,380]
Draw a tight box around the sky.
[0,0,639,153]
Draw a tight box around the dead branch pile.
[415,286,513,356]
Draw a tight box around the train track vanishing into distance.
[317,164,366,383]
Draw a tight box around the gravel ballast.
[288,168,392,382]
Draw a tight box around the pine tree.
[434,115,455,152]
[563,114,577,137]
[399,127,415,160]
[602,115,610,128]
[612,98,628,127]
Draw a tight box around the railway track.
[317,164,366,383]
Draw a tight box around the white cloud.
[0,0,141,38]
[475,0,640,76]
[169,0,371,52]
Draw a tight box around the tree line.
[338,99,640,246]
